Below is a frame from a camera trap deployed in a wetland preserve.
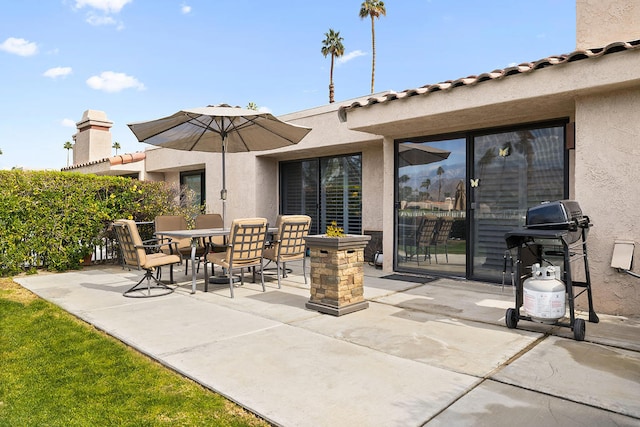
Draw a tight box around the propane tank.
[523,263,566,324]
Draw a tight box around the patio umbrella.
[128,104,312,223]
[454,179,466,211]
[398,143,450,168]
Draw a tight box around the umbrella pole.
[221,134,227,227]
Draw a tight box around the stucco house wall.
[574,87,640,314]
[577,0,640,49]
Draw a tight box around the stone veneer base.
[305,300,369,316]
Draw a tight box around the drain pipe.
[619,268,640,279]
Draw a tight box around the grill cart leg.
[504,250,519,329]
[581,228,600,324]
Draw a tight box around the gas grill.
[503,200,599,341]
[525,200,590,244]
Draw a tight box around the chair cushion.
[144,253,181,269]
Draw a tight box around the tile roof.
[338,39,640,119]
[61,152,145,171]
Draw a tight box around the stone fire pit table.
[304,234,371,316]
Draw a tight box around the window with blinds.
[280,160,319,234]
[280,154,361,235]
[180,169,205,208]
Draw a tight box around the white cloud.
[61,118,76,128]
[74,0,129,28]
[181,3,192,14]
[86,71,146,92]
[337,50,366,65]
[258,106,272,114]
[43,67,73,79]
[0,37,38,56]
[86,13,117,26]
[74,0,132,14]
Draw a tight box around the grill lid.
[525,200,590,244]
[526,200,585,230]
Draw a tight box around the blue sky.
[0,0,576,170]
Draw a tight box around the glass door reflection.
[396,138,467,276]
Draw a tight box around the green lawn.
[403,239,467,258]
[0,278,270,427]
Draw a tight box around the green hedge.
[0,170,200,275]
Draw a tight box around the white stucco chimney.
[72,110,113,165]
[576,0,640,49]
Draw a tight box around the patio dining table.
[156,227,277,294]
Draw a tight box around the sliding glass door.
[471,125,566,280]
[395,122,567,281]
[280,154,362,235]
[395,138,467,276]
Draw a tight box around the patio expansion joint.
[484,331,640,422]
[419,333,552,425]
[155,323,287,358]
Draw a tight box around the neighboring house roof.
[62,152,146,171]
[338,39,640,119]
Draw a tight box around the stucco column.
[382,136,395,272]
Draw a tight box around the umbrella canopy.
[398,143,450,168]
[128,104,312,223]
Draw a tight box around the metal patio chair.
[155,215,203,274]
[415,216,438,265]
[113,219,182,298]
[263,215,311,288]
[204,217,269,298]
[431,217,454,263]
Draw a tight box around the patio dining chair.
[415,216,438,265]
[204,217,269,298]
[263,215,311,288]
[194,213,225,275]
[112,219,182,297]
[195,213,226,248]
[155,215,203,274]
[430,217,454,263]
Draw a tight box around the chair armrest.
[154,236,173,244]
[204,241,228,255]
[137,240,182,258]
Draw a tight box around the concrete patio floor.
[15,261,640,427]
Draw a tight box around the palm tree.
[420,178,431,200]
[246,102,258,111]
[437,166,445,202]
[321,29,345,103]
[359,0,386,94]
[63,141,73,166]
[112,141,121,156]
